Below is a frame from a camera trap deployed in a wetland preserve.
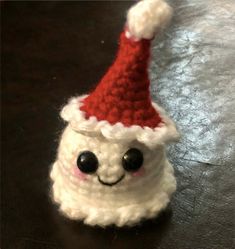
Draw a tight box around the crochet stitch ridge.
[80,32,162,128]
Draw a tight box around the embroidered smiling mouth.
[98,174,125,187]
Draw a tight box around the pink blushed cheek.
[132,167,145,177]
[73,167,87,180]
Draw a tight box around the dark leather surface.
[2,1,235,249]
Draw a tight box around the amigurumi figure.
[50,0,179,227]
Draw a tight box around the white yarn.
[126,0,173,40]
[50,126,177,226]
[61,95,179,149]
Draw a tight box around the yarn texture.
[61,96,179,148]
[50,0,179,227]
[127,0,173,40]
[80,32,161,129]
[51,127,176,227]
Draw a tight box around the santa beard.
[50,125,176,227]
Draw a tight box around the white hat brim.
[60,95,179,148]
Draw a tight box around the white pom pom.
[126,0,173,40]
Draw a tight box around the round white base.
[50,158,176,227]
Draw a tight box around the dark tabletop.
[2,1,235,249]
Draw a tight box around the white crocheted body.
[50,124,177,227]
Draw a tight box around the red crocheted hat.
[61,0,179,147]
[80,31,161,128]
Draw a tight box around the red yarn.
[80,31,162,128]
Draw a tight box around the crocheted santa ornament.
[51,0,179,227]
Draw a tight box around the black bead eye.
[77,151,98,174]
[122,148,143,172]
